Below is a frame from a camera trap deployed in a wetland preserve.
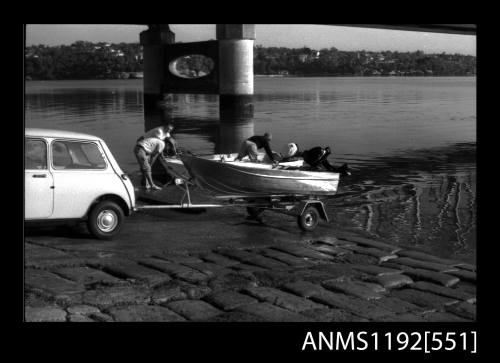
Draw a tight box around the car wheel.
[87,200,124,240]
[297,206,320,231]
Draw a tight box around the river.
[25,77,476,263]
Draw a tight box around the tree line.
[25,41,143,80]
[25,41,476,80]
[254,46,476,76]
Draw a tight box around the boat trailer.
[133,168,331,232]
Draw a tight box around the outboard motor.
[303,146,351,176]
[336,163,351,176]
[302,146,331,167]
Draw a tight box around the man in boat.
[133,135,170,190]
[137,123,177,156]
[235,132,278,165]
[281,143,351,175]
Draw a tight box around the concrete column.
[140,25,175,184]
[217,121,255,154]
[140,24,175,132]
[216,24,255,153]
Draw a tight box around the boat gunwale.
[179,154,340,181]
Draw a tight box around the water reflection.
[154,93,254,154]
[25,78,476,262]
[217,121,254,154]
[26,86,143,117]
[329,143,476,263]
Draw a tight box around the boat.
[164,152,303,165]
[163,152,302,173]
[176,153,340,197]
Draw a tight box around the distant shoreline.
[26,74,476,82]
[254,74,476,78]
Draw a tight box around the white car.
[25,128,136,239]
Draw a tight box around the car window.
[51,140,107,170]
[25,138,47,170]
[52,141,72,168]
[81,143,108,168]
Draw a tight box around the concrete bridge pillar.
[216,24,256,153]
[139,25,176,183]
[140,24,175,132]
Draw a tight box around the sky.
[26,24,476,55]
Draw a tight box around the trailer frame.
[133,169,331,231]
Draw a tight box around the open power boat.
[173,153,340,198]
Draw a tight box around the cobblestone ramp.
[24,233,476,322]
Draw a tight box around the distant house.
[362,54,374,64]
[129,72,144,79]
[372,70,382,76]
[298,49,320,63]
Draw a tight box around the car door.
[25,138,54,219]
[50,138,120,219]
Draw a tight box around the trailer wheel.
[246,207,264,219]
[87,201,124,240]
[297,206,320,231]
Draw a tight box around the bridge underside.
[332,24,476,36]
[140,24,476,36]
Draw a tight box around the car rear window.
[25,138,47,170]
[51,140,107,170]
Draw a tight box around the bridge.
[331,24,476,35]
[139,24,477,35]
[139,24,475,156]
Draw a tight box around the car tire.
[87,200,124,240]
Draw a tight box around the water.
[25,77,476,263]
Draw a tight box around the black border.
[15,17,489,361]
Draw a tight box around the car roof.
[25,128,103,141]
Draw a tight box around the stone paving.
[24,230,476,322]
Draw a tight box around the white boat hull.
[175,154,340,197]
